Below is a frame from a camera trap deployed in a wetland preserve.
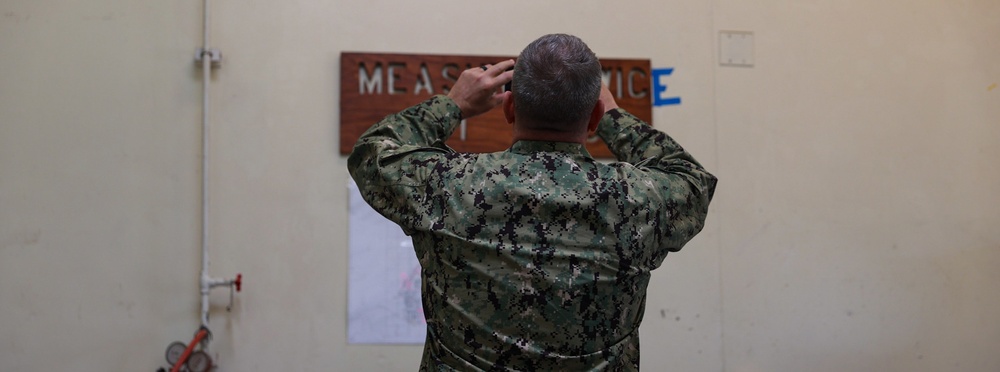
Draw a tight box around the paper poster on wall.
[347,180,426,344]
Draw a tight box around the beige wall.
[715,1,1000,371]
[1,0,997,371]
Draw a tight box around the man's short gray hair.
[513,34,602,132]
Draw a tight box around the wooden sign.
[340,52,652,158]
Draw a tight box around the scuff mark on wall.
[0,230,41,250]
[2,11,31,23]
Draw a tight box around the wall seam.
[710,0,726,371]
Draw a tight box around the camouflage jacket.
[348,95,717,371]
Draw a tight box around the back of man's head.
[513,34,602,133]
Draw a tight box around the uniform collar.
[509,140,593,158]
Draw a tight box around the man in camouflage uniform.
[348,34,717,371]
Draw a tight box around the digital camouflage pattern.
[348,95,717,371]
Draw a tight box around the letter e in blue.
[652,68,681,106]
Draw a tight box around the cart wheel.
[186,350,213,372]
[165,341,187,365]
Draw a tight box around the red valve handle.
[234,273,242,292]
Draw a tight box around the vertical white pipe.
[200,0,212,328]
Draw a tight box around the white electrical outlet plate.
[720,31,754,67]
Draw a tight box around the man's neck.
[512,127,588,144]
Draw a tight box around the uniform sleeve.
[596,108,718,257]
[347,95,463,233]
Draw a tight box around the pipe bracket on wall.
[195,48,223,68]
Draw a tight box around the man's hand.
[447,59,515,119]
[599,83,619,113]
